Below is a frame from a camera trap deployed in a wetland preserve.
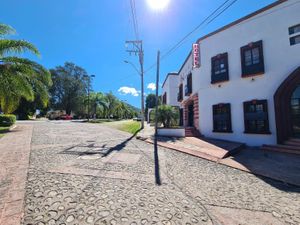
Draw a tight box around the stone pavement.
[20,121,300,224]
[0,124,33,225]
[139,123,300,186]
[1,121,300,225]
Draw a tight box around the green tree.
[146,94,157,109]
[49,62,90,115]
[0,23,51,113]
[104,92,118,119]
[145,93,160,120]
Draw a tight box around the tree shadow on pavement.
[59,129,142,157]
[101,128,142,157]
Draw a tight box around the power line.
[161,0,232,59]
[127,0,145,128]
[129,0,139,40]
[205,0,239,28]
[144,0,239,74]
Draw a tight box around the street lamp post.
[124,60,144,129]
[86,74,95,121]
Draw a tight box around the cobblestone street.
[16,121,300,224]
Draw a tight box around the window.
[162,92,167,104]
[243,100,270,134]
[185,73,192,96]
[211,53,229,84]
[241,40,265,77]
[290,35,300,46]
[178,84,183,102]
[213,103,232,133]
[289,24,300,35]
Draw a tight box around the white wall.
[192,1,300,146]
[178,54,193,102]
[168,75,180,106]
[157,128,185,137]
[162,74,180,106]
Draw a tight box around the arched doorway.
[291,86,300,138]
[274,67,300,143]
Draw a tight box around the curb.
[9,124,17,131]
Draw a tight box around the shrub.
[0,114,16,127]
[157,105,179,128]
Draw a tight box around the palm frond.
[1,56,52,86]
[0,24,15,37]
[32,79,50,107]
[0,39,40,56]
[0,71,34,113]
[0,95,20,114]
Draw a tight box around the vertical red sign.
[193,43,200,68]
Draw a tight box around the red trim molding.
[182,94,199,130]
[274,66,300,143]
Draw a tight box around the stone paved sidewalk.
[0,125,33,225]
[21,121,300,225]
[1,121,300,225]
[138,124,300,186]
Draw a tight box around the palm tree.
[115,101,128,119]
[89,92,108,118]
[157,105,179,128]
[0,23,51,113]
[105,92,118,119]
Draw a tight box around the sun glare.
[146,0,170,10]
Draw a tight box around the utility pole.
[86,74,95,122]
[125,40,144,129]
[154,51,160,136]
[87,83,90,121]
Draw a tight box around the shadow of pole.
[154,136,162,186]
[154,50,161,186]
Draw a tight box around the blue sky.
[1,0,276,108]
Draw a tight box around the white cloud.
[147,83,156,91]
[118,86,139,97]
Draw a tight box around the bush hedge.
[0,114,16,127]
[157,105,179,128]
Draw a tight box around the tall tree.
[88,92,108,118]
[145,93,159,120]
[105,92,118,119]
[0,23,51,113]
[49,62,90,115]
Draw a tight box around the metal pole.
[87,74,95,122]
[139,44,145,129]
[87,80,90,122]
[155,51,160,136]
[125,40,144,128]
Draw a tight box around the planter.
[157,127,185,137]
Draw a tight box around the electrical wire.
[130,0,139,40]
[144,0,239,75]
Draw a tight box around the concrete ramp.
[145,136,244,160]
[185,137,245,158]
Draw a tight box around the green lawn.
[0,126,10,139]
[88,119,120,124]
[101,120,141,135]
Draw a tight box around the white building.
[163,0,300,146]
[161,72,180,107]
